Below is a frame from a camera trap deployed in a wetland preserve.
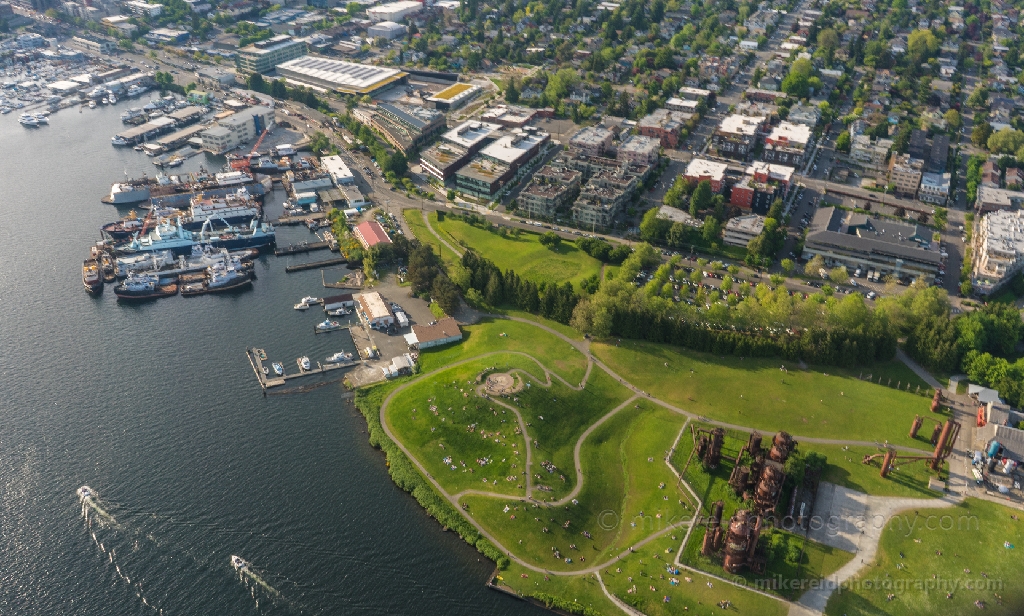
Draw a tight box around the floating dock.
[275,211,328,226]
[274,241,328,256]
[246,347,358,391]
[285,257,348,273]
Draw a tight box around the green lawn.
[811,443,945,499]
[418,318,589,385]
[826,499,1024,616]
[402,208,461,265]
[602,535,789,616]
[593,340,942,448]
[671,424,855,600]
[497,563,623,615]
[432,213,604,288]
[384,355,539,497]
[461,402,687,572]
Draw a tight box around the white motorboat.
[108,94,117,104]
[293,302,310,310]
[300,296,321,305]
[231,555,247,571]
[33,114,48,124]
[111,136,129,146]
[18,113,38,127]
[298,356,311,371]
[326,307,350,316]
[0,107,11,114]
[315,320,342,333]
[326,351,353,363]
[77,486,94,501]
[89,100,97,109]
[272,362,284,376]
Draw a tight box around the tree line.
[452,250,580,325]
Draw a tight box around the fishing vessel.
[114,272,178,301]
[101,210,145,240]
[315,320,343,333]
[180,260,253,296]
[194,218,276,252]
[82,259,103,294]
[182,190,260,230]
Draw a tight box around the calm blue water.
[0,103,543,615]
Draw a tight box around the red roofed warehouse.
[353,220,393,250]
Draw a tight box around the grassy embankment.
[592,339,945,449]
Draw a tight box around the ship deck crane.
[230,127,270,171]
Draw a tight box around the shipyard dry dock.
[246,347,359,391]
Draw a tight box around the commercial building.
[479,104,537,128]
[144,28,190,45]
[275,55,407,96]
[200,106,275,154]
[518,164,582,219]
[762,121,812,166]
[418,121,502,183]
[356,291,395,328]
[637,108,693,148]
[975,186,1024,213]
[568,125,614,157]
[406,316,463,349]
[353,220,393,250]
[887,153,924,198]
[973,209,1024,295]
[723,214,765,247]
[236,35,307,74]
[366,0,422,22]
[684,158,729,193]
[367,20,407,40]
[666,97,700,113]
[678,86,712,101]
[712,114,767,159]
[369,102,445,153]
[454,128,550,198]
[71,36,117,54]
[425,83,481,110]
[616,134,660,165]
[918,172,950,205]
[850,135,892,169]
[803,207,941,283]
[320,154,355,186]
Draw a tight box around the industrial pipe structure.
[864,419,961,477]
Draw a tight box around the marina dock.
[246,347,358,391]
[285,257,348,273]
[274,241,328,256]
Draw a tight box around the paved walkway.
[894,348,945,391]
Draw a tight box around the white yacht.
[33,114,48,124]
[293,301,310,310]
[18,113,38,127]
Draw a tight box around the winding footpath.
[375,314,968,615]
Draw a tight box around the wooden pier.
[285,257,348,273]
[246,347,359,391]
[274,241,329,256]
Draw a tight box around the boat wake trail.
[232,555,281,597]
[77,486,161,613]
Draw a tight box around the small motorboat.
[231,555,247,571]
[89,100,97,109]
[300,296,321,305]
[262,366,269,375]
[315,320,342,333]
[326,307,350,316]
[326,351,353,363]
[298,356,311,371]
[294,302,310,310]
[77,486,93,501]
[272,362,284,376]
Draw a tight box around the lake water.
[0,101,544,615]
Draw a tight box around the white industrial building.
[366,0,422,22]
[200,106,275,154]
[367,20,407,40]
[973,209,1024,295]
[320,155,355,186]
[275,56,407,96]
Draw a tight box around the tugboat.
[99,252,117,283]
[114,272,178,301]
[231,555,248,572]
[272,362,284,376]
[83,258,103,294]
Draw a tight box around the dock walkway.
[274,241,328,256]
[286,257,348,273]
[246,347,359,391]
